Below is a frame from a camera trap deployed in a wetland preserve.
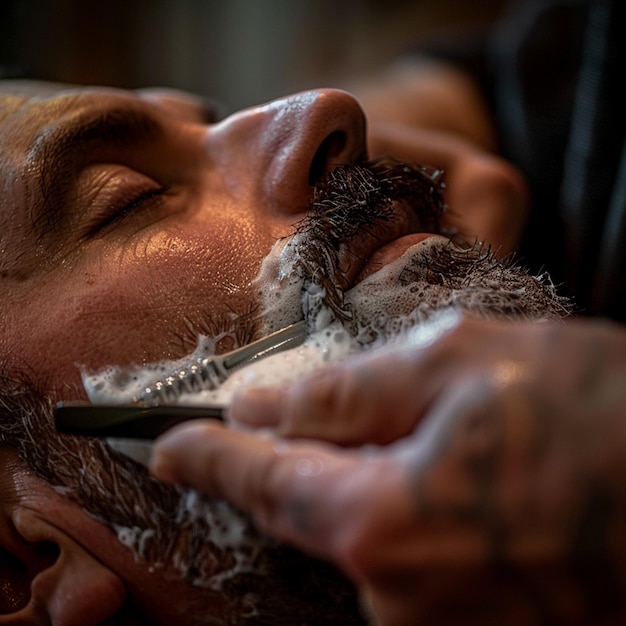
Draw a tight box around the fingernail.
[228,386,283,426]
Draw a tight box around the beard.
[342,236,569,344]
[0,157,568,625]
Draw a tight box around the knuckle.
[283,365,362,433]
[282,374,340,434]
[332,499,382,578]
[467,155,528,201]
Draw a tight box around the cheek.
[9,221,278,394]
[131,224,266,297]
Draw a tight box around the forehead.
[0,82,146,152]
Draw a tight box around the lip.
[353,232,445,283]
[338,199,444,288]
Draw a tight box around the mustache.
[308,156,446,239]
[289,156,447,322]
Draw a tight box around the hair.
[291,157,446,321]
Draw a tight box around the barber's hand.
[350,60,529,257]
[150,316,626,625]
[369,123,529,259]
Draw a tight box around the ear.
[0,507,126,625]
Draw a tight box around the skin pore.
[0,152,550,624]
[149,315,626,626]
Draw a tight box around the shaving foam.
[83,237,459,407]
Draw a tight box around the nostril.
[35,541,60,567]
[308,131,348,186]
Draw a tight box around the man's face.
[0,81,373,625]
[0,82,367,397]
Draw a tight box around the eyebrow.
[25,107,163,240]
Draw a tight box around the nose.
[207,89,367,215]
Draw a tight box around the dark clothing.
[421,0,626,321]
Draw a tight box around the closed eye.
[78,165,173,238]
[91,184,171,236]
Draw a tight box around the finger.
[227,386,284,428]
[149,419,400,560]
[229,314,468,445]
[229,352,432,445]
[367,123,528,256]
[443,153,529,258]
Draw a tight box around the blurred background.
[0,0,506,112]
